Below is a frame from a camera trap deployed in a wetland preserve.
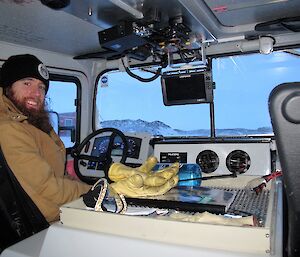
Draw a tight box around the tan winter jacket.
[0,87,90,223]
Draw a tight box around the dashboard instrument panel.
[78,132,153,178]
[153,138,274,176]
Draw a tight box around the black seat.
[0,146,49,253]
[269,82,300,257]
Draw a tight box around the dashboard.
[91,135,142,159]
[77,132,153,178]
[76,132,276,180]
[153,138,276,177]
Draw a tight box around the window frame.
[49,74,82,151]
[93,48,300,138]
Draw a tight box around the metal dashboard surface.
[153,138,274,176]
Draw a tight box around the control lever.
[178,172,237,183]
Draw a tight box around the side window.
[47,78,78,148]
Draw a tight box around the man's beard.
[6,88,52,134]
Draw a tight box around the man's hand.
[109,156,179,197]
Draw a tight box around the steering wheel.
[71,128,128,185]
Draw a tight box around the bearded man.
[0,54,90,223]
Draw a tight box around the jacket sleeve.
[0,122,91,206]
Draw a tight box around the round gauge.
[226,150,251,174]
[93,136,110,154]
[196,150,219,173]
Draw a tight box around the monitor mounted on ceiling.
[161,69,214,106]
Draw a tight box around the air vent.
[196,150,219,173]
[226,150,251,174]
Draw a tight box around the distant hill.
[99,119,273,136]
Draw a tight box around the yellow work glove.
[108,156,179,198]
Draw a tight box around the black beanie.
[0,54,50,93]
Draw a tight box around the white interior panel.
[154,142,272,176]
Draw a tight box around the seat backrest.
[0,146,49,253]
[269,82,300,257]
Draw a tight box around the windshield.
[95,49,300,137]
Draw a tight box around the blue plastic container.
[153,163,202,187]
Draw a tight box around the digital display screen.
[165,74,206,101]
[161,71,213,106]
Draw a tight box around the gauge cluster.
[154,139,274,176]
[89,135,142,167]
[79,132,153,178]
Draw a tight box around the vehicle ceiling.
[0,0,299,61]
